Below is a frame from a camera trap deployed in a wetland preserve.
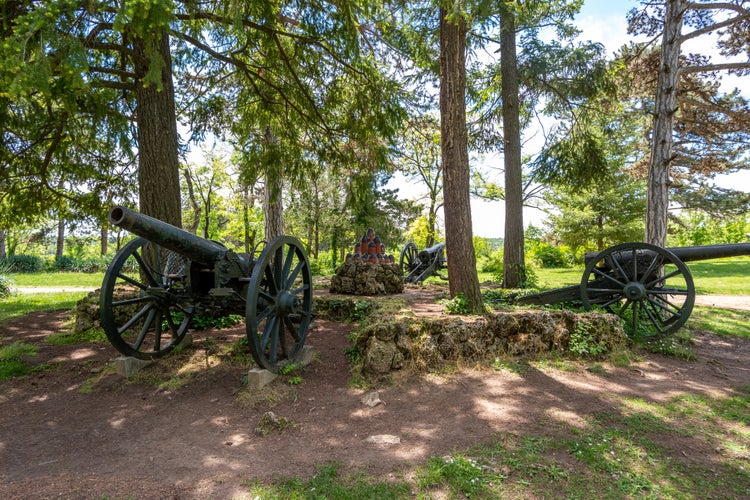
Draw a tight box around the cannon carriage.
[514,241,750,338]
[100,206,313,372]
[400,241,448,284]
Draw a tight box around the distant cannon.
[514,241,750,338]
[100,206,313,372]
[400,241,448,284]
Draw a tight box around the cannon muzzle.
[109,206,229,267]
[666,243,750,263]
[419,242,446,263]
[584,242,750,266]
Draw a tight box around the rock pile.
[349,310,626,376]
[329,261,404,295]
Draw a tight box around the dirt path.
[694,294,750,311]
[1,291,749,498]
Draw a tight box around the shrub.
[49,255,108,273]
[492,263,539,289]
[529,243,570,268]
[0,262,15,298]
[478,249,503,274]
[0,254,45,273]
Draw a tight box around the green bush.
[529,243,570,268]
[0,254,45,273]
[51,255,77,271]
[49,255,108,273]
[0,262,15,298]
[493,263,539,289]
[478,249,503,274]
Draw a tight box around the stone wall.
[347,310,626,376]
[329,261,404,295]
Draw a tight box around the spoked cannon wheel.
[246,236,313,372]
[400,242,419,279]
[581,242,695,338]
[100,237,194,359]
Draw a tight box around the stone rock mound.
[329,261,404,295]
[350,310,626,376]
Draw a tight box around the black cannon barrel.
[585,242,750,265]
[419,242,446,262]
[109,206,228,267]
[666,242,750,263]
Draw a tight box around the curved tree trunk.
[646,0,686,247]
[439,6,482,312]
[134,31,182,227]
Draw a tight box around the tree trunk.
[264,172,284,241]
[56,218,64,259]
[427,197,437,248]
[182,168,201,234]
[0,230,7,259]
[647,0,685,247]
[100,224,107,256]
[439,5,482,312]
[134,31,182,227]
[500,5,526,288]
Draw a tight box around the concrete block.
[115,356,154,378]
[247,368,278,389]
[180,332,194,348]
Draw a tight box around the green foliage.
[493,263,539,289]
[543,168,647,254]
[481,288,516,308]
[0,342,38,380]
[477,249,504,274]
[0,262,15,299]
[668,212,750,247]
[249,461,411,499]
[442,293,470,315]
[419,454,495,498]
[528,242,573,268]
[189,313,243,331]
[316,298,375,323]
[279,362,303,385]
[642,331,696,361]
[442,293,490,315]
[309,252,337,277]
[568,321,607,357]
[50,255,108,273]
[1,255,45,273]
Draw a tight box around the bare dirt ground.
[1,291,749,499]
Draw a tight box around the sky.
[392,0,750,239]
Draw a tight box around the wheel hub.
[276,290,297,314]
[623,282,647,301]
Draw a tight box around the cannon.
[400,241,447,283]
[100,206,313,372]
[514,241,750,338]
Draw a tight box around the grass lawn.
[10,272,104,288]
[0,292,82,323]
[531,256,750,295]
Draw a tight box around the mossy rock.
[352,310,627,377]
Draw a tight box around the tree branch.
[680,10,750,43]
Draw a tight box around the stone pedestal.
[329,262,404,295]
[246,345,316,389]
[114,333,193,378]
